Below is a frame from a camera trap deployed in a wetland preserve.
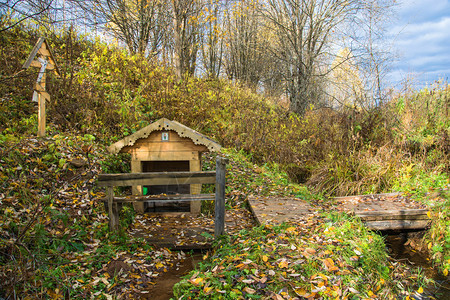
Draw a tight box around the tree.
[224,0,266,87]
[171,0,203,79]
[329,47,365,108]
[345,0,397,108]
[71,0,169,56]
[199,0,224,79]
[0,0,56,32]
[262,0,361,114]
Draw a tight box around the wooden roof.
[108,118,221,154]
[22,37,61,76]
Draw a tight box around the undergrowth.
[174,213,426,299]
[1,25,448,198]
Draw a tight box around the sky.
[389,0,450,88]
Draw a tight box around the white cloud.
[389,0,450,85]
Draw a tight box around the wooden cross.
[22,38,60,137]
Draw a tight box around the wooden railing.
[97,157,228,237]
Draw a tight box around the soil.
[123,208,256,298]
[385,233,450,299]
[129,208,256,249]
[140,253,204,300]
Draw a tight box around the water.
[385,233,450,299]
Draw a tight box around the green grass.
[174,213,425,299]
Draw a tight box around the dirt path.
[141,253,203,300]
[122,207,256,298]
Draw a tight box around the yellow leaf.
[443,269,448,276]
[285,227,296,233]
[427,210,431,218]
[278,260,289,268]
[203,286,213,294]
[191,277,203,286]
[294,288,307,296]
[428,242,432,250]
[323,258,334,270]
[417,287,423,294]
[262,255,268,262]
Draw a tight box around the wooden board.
[364,220,430,231]
[334,193,430,231]
[354,209,429,221]
[126,131,209,160]
[97,171,216,187]
[108,194,215,203]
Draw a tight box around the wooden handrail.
[97,171,216,187]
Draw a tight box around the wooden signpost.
[22,38,60,137]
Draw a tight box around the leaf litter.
[0,135,429,299]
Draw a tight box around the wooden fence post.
[107,186,118,232]
[215,156,228,238]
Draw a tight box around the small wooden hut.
[107,118,221,214]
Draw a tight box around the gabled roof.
[108,118,221,154]
[22,37,61,76]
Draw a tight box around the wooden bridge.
[249,193,430,231]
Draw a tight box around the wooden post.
[107,186,118,231]
[190,157,202,214]
[37,73,46,137]
[215,156,228,238]
[131,159,145,213]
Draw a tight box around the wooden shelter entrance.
[107,118,221,214]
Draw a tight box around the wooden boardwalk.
[334,193,430,231]
[248,193,431,231]
[248,196,315,224]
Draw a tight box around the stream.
[145,234,449,299]
[385,233,450,299]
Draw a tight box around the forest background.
[0,0,449,298]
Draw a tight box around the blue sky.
[389,0,450,87]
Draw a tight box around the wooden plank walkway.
[248,193,431,231]
[248,196,315,225]
[334,193,430,231]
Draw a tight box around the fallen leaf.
[294,288,307,296]
[285,227,296,233]
[278,259,289,269]
[190,277,203,286]
[244,287,256,294]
